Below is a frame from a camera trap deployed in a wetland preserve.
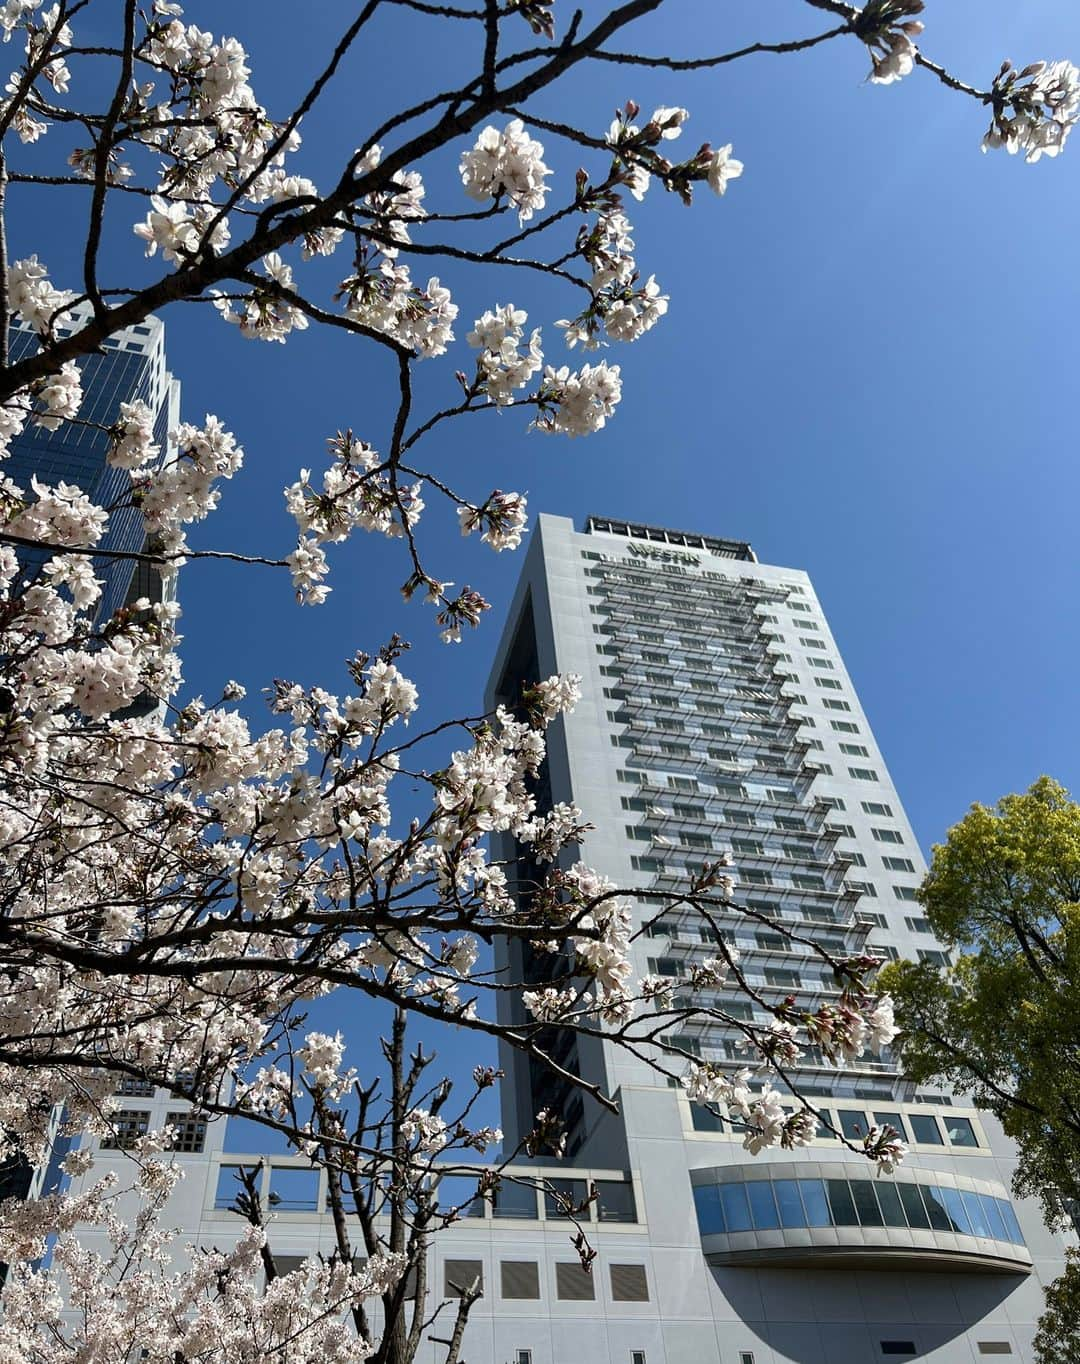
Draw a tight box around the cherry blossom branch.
[590,23,853,70]
[83,0,139,315]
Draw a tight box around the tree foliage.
[882,776,1080,1364]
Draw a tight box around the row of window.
[215,1167,638,1222]
[101,1110,206,1152]
[689,1104,978,1147]
[443,1257,649,1303]
[846,882,920,902]
[692,1175,1023,1244]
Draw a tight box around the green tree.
[881,776,1080,1363]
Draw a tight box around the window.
[101,1110,150,1150]
[864,801,894,817]
[215,1164,250,1210]
[808,762,833,775]
[883,856,916,873]
[596,1180,637,1223]
[880,1344,917,1357]
[875,944,900,960]
[977,1345,1013,1356]
[846,851,867,866]
[632,855,662,873]
[740,1354,756,1364]
[873,1111,908,1140]
[945,1116,979,1147]
[115,1077,155,1097]
[437,1175,485,1217]
[803,738,824,751]
[872,827,903,844]
[165,1112,207,1153]
[823,698,851,712]
[849,767,879,781]
[809,657,834,670]
[895,887,919,903]
[830,720,859,734]
[610,1263,649,1302]
[905,915,931,932]
[799,636,822,647]
[847,881,877,897]
[859,912,888,927]
[693,1175,1023,1245]
[691,1103,724,1132]
[631,1353,648,1364]
[516,1352,533,1364]
[544,1177,589,1218]
[819,796,846,810]
[837,1109,867,1141]
[268,1167,319,1212]
[555,1262,595,1300]
[680,831,711,850]
[271,1254,309,1277]
[493,1182,539,1219]
[444,1260,483,1298]
[815,677,842,690]
[500,1261,540,1299]
[765,968,800,989]
[839,742,869,757]
[827,822,855,837]
[910,1113,943,1145]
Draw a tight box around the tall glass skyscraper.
[56,513,1071,1363]
[7,306,180,620]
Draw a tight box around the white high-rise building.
[56,513,1069,1364]
[481,513,1069,1362]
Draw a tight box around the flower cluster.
[33,360,81,430]
[457,490,528,551]
[982,58,1080,161]
[859,0,924,86]
[339,256,458,358]
[459,118,551,221]
[685,1065,816,1158]
[533,361,622,436]
[8,254,75,335]
[467,304,544,404]
[0,1176,405,1364]
[214,253,310,343]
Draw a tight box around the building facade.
[59,513,1068,1364]
[7,307,180,621]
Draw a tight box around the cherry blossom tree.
[0,1,1075,1361]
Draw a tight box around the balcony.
[689,1162,1031,1274]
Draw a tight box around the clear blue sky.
[147,0,1080,855]
[17,1,1080,1144]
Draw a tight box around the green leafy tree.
[881,776,1080,1363]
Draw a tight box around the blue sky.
[14,2,1080,1146]
[141,0,1080,855]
